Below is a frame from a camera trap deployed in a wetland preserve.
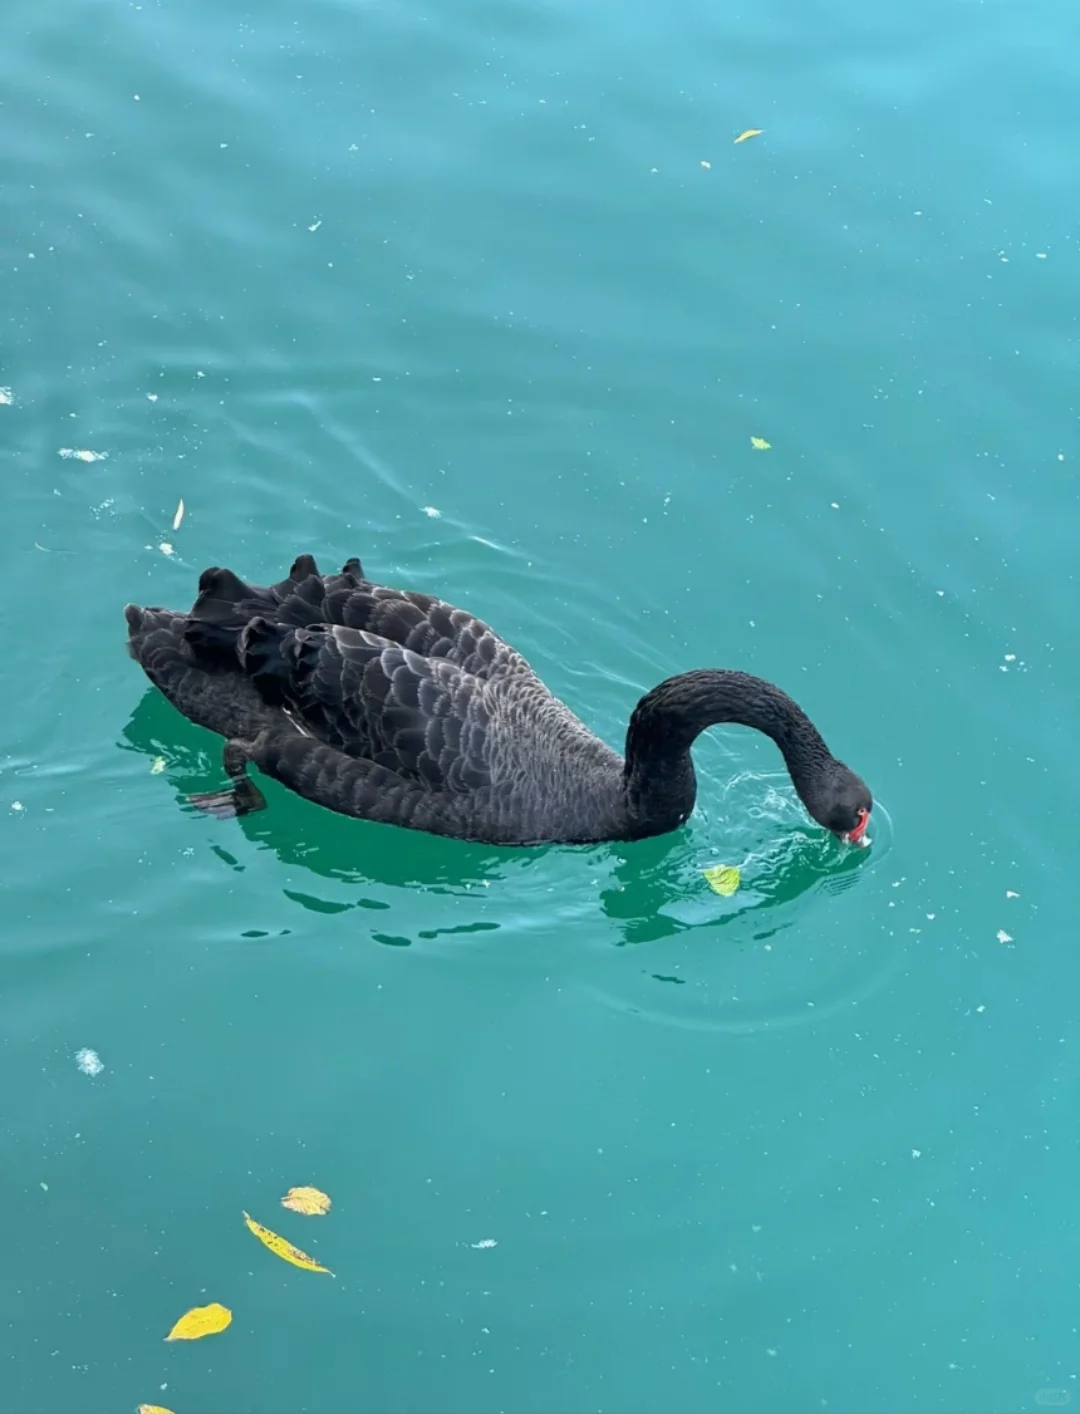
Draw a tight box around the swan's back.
[185,554,540,687]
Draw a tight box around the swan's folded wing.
[321,582,533,684]
[245,621,493,793]
[188,556,531,686]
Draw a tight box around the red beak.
[845,809,870,844]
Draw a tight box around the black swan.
[124,553,872,847]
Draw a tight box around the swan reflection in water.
[119,691,870,950]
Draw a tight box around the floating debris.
[281,1185,331,1216]
[702,864,741,896]
[75,1047,103,1076]
[243,1210,334,1274]
[165,1303,232,1342]
[58,448,108,463]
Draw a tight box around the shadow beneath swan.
[119,690,871,947]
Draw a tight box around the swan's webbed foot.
[188,739,267,819]
[188,783,265,818]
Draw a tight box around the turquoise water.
[3,0,1078,1408]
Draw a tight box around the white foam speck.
[59,448,108,463]
[422,506,441,518]
[0,387,13,406]
[997,929,1013,945]
[470,1238,498,1249]
[75,1048,103,1077]
[159,542,174,556]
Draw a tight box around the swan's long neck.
[622,669,833,831]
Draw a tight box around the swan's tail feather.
[182,616,247,658]
[185,567,278,650]
[267,554,321,601]
[123,602,147,659]
[236,616,295,704]
[273,574,328,628]
[189,566,263,617]
[183,560,319,658]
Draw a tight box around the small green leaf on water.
[150,757,166,774]
[703,864,741,897]
[750,436,771,451]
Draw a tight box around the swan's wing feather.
[187,555,363,633]
[323,582,532,683]
[243,620,491,792]
[185,556,529,683]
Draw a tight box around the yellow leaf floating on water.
[281,1185,332,1216]
[703,864,741,897]
[138,1405,176,1414]
[750,436,771,450]
[243,1211,333,1274]
[734,128,764,144]
[164,1302,232,1341]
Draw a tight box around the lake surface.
[2,0,1078,1410]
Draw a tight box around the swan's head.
[807,761,873,846]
